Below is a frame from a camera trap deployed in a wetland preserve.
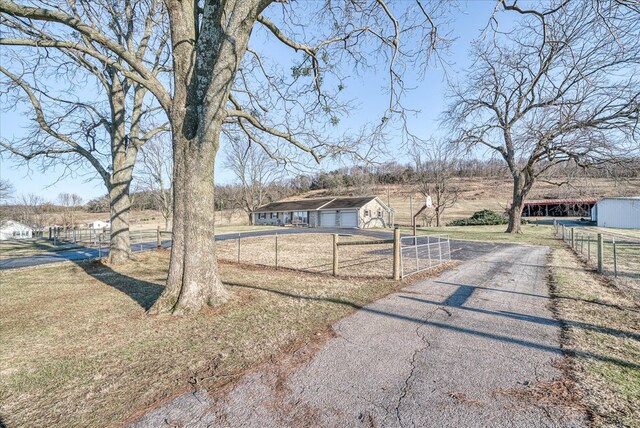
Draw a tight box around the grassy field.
[549,247,640,426]
[0,240,84,258]
[0,251,412,427]
[216,233,394,277]
[405,223,564,248]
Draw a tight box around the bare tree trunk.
[149,130,228,314]
[108,183,132,263]
[506,174,533,234]
[148,0,261,315]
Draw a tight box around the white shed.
[88,220,111,229]
[0,220,33,241]
[591,197,640,229]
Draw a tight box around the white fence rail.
[400,235,451,278]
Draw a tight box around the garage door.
[320,211,336,227]
[340,211,358,228]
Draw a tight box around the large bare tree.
[0,0,448,314]
[446,0,640,233]
[0,0,170,262]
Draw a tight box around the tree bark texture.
[149,0,266,314]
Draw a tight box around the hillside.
[281,177,640,225]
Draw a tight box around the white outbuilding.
[0,220,33,240]
[88,220,111,229]
[590,197,640,229]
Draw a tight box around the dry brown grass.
[216,233,394,278]
[0,250,411,427]
[549,247,640,427]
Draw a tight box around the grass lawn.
[549,247,640,426]
[0,250,408,427]
[403,223,564,248]
[213,225,279,235]
[216,233,394,277]
[0,240,84,258]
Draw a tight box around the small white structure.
[0,220,33,240]
[88,220,111,229]
[591,197,640,229]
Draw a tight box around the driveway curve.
[131,244,586,427]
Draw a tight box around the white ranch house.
[0,220,33,241]
[253,196,392,228]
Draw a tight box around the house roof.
[255,198,336,212]
[318,197,381,210]
[255,196,388,212]
[0,220,31,230]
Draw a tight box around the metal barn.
[591,197,640,229]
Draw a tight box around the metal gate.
[400,235,451,278]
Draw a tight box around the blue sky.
[0,0,507,202]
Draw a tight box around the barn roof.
[255,196,388,212]
[523,198,598,206]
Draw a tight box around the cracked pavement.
[130,244,587,427]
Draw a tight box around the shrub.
[448,209,509,226]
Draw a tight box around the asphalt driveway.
[130,244,586,427]
[0,228,508,269]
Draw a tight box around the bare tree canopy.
[137,135,173,230]
[446,0,640,233]
[410,139,461,227]
[0,0,451,314]
[0,179,14,203]
[0,0,170,262]
[224,138,281,224]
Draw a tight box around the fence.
[554,221,640,298]
[399,234,451,278]
[217,232,396,278]
[216,230,451,280]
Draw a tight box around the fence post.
[561,224,565,240]
[333,234,339,276]
[597,233,604,273]
[612,237,617,278]
[237,233,241,263]
[570,228,575,249]
[157,226,161,248]
[275,233,279,270]
[588,236,591,260]
[393,227,401,280]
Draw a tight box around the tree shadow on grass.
[77,260,164,310]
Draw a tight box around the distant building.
[253,196,392,228]
[88,220,111,229]
[0,220,33,240]
[522,198,597,217]
[591,197,640,229]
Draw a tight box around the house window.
[364,209,370,217]
[377,209,383,218]
[258,213,266,219]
